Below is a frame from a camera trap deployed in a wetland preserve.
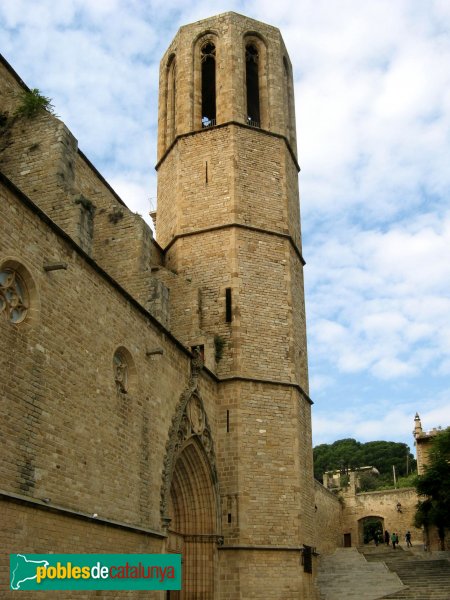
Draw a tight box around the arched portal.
[162,383,220,600]
[358,515,385,546]
[168,439,217,598]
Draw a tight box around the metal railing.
[201,118,216,128]
[201,118,262,129]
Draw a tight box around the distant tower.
[414,413,423,438]
[156,12,315,598]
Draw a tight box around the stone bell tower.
[156,12,316,599]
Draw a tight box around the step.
[316,548,405,600]
[359,549,450,600]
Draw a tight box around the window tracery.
[0,268,29,324]
[201,41,216,127]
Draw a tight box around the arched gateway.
[358,515,385,545]
[161,353,221,599]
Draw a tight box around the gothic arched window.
[283,56,293,139]
[166,54,176,143]
[246,43,260,127]
[201,42,216,127]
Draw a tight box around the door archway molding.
[160,350,220,529]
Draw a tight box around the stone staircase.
[316,547,405,600]
[316,545,450,600]
[361,545,450,599]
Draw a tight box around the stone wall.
[0,174,221,596]
[0,56,172,328]
[1,495,164,600]
[314,481,344,555]
[0,10,319,598]
[341,487,423,548]
[157,12,297,160]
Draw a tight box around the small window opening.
[225,288,232,323]
[227,513,232,524]
[246,44,260,127]
[226,409,230,433]
[302,545,313,574]
[201,42,216,127]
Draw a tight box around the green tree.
[313,438,416,483]
[313,438,362,480]
[363,518,383,544]
[414,428,450,550]
[358,472,379,492]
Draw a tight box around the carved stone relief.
[160,348,219,522]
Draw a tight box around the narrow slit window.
[201,42,216,127]
[302,545,313,574]
[226,409,230,433]
[225,288,232,323]
[246,44,260,127]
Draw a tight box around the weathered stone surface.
[0,12,317,599]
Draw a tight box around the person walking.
[405,531,412,547]
[391,532,397,549]
[384,530,390,546]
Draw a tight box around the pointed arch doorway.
[162,388,220,599]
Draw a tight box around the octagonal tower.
[156,12,316,599]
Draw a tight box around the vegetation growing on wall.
[214,335,226,362]
[74,194,95,215]
[108,206,124,224]
[15,88,57,118]
[414,428,450,550]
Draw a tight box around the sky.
[1,0,449,454]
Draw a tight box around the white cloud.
[306,209,450,387]
[313,394,450,448]
[1,0,449,444]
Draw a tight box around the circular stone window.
[0,267,29,324]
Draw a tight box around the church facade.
[0,12,319,599]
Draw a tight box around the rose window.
[0,268,29,324]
